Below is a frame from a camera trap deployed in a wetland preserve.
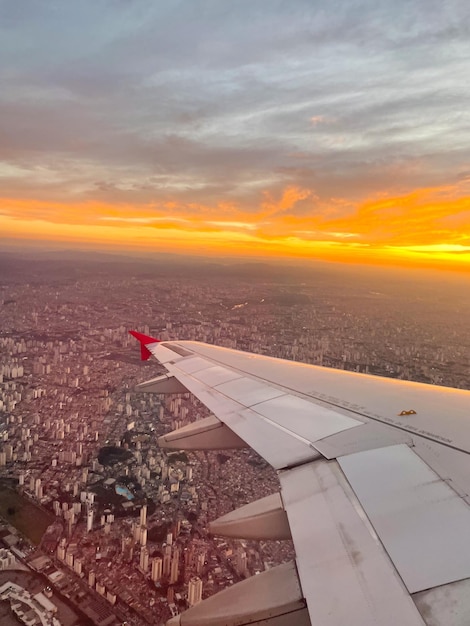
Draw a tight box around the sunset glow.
[1,2,470,271]
[2,180,470,270]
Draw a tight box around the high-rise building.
[121,538,134,563]
[151,557,163,582]
[196,552,206,575]
[4,445,13,461]
[188,577,203,606]
[0,549,16,570]
[86,509,94,533]
[236,548,247,576]
[170,548,180,584]
[140,547,149,573]
[140,504,147,526]
[163,553,171,578]
[140,526,147,547]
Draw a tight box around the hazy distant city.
[0,250,469,626]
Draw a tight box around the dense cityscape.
[0,251,469,626]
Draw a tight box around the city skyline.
[2,2,470,271]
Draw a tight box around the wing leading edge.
[130,332,470,626]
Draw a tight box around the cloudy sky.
[1,0,470,269]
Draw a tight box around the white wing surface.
[130,331,470,626]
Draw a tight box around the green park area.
[0,485,54,545]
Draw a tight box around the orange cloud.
[324,185,470,246]
[261,186,314,217]
[2,181,470,272]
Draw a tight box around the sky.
[1,0,470,271]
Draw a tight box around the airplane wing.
[130,331,470,626]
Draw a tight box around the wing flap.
[280,460,425,625]
[218,406,320,469]
[215,376,285,404]
[151,344,363,469]
[413,579,470,626]
[249,393,362,444]
[157,353,322,469]
[339,444,470,593]
[315,421,412,459]
[136,374,188,394]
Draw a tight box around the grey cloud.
[1,0,470,211]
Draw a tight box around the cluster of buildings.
[0,580,60,626]
[0,547,17,570]
[0,260,468,624]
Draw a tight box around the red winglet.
[129,330,161,361]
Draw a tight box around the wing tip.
[129,330,161,360]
